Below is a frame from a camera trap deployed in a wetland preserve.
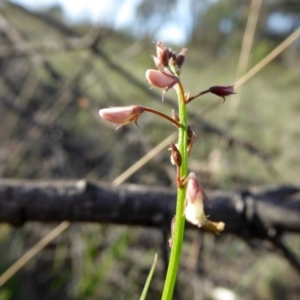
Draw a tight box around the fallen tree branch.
[0,179,299,238]
[1,179,300,275]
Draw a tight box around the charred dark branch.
[0,179,300,239]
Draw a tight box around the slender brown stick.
[0,221,70,287]
[186,89,210,103]
[234,27,300,90]
[144,107,180,128]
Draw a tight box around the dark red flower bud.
[166,48,172,59]
[209,85,235,102]
[170,51,177,64]
[176,48,187,69]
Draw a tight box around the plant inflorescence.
[99,41,235,299]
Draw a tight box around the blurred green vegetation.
[0,1,300,299]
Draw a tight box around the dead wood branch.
[1,180,300,274]
[0,179,299,238]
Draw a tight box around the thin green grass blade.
[139,254,158,300]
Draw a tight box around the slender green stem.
[161,81,188,300]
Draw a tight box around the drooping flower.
[146,69,178,89]
[184,172,208,227]
[184,172,225,234]
[145,69,179,100]
[99,105,145,129]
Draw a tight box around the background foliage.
[0,0,300,299]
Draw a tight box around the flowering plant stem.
[99,41,231,299]
[161,81,188,300]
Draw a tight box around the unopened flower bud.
[209,85,235,102]
[184,172,208,227]
[99,105,145,129]
[155,41,169,67]
[169,52,177,67]
[166,48,172,59]
[176,48,187,69]
[171,51,176,61]
[170,142,182,167]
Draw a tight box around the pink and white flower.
[99,105,145,129]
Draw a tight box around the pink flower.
[184,172,225,234]
[184,172,208,227]
[145,69,179,100]
[99,105,145,129]
[146,69,178,89]
[209,85,235,102]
